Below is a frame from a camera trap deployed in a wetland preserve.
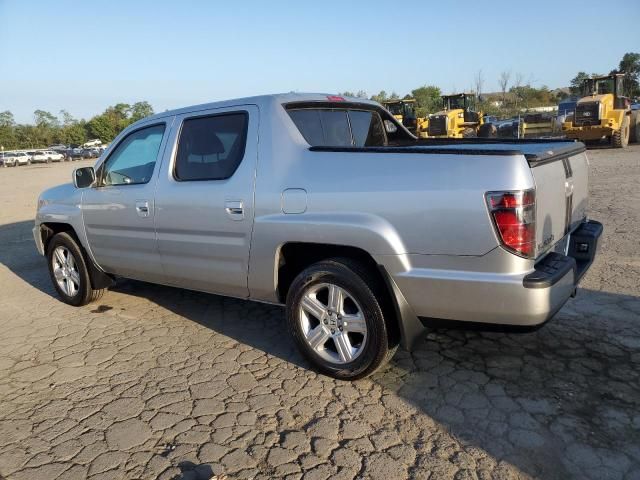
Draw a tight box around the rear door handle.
[136,200,150,217]
[225,200,244,220]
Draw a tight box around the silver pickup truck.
[34,93,602,379]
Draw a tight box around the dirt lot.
[0,148,639,480]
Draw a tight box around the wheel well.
[40,222,114,290]
[276,242,400,345]
[40,222,76,253]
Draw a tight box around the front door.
[82,121,171,282]
[154,105,259,298]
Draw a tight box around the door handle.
[136,200,150,217]
[225,200,244,220]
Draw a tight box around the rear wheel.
[478,123,497,138]
[286,258,397,380]
[630,111,639,144]
[462,127,476,138]
[611,115,630,148]
[46,232,105,306]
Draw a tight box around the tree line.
[2,53,637,150]
[0,102,154,151]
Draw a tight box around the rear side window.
[288,108,386,147]
[175,112,248,181]
[348,110,386,147]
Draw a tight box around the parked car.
[2,151,31,166]
[49,145,69,160]
[83,139,102,148]
[65,147,85,160]
[47,150,65,162]
[31,150,63,163]
[34,93,602,380]
[82,147,101,158]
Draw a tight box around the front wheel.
[286,258,397,380]
[46,232,105,306]
[611,116,630,148]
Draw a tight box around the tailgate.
[527,143,589,258]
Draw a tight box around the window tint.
[288,108,386,147]
[348,110,386,147]
[174,113,248,181]
[101,124,165,186]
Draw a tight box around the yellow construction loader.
[381,98,427,136]
[424,93,484,138]
[563,73,638,148]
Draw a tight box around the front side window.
[287,108,386,147]
[101,124,165,186]
[174,112,248,181]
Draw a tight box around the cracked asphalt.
[0,146,639,480]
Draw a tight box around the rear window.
[287,108,386,147]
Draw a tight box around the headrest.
[183,123,225,155]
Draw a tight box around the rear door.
[154,105,259,298]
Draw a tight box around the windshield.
[385,103,403,116]
[444,96,466,110]
[583,78,614,96]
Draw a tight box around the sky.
[1,0,639,123]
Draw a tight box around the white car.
[83,139,102,148]
[31,151,64,163]
[2,151,31,167]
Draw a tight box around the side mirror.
[73,167,96,188]
[383,119,398,133]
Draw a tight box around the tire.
[27,160,31,165]
[462,127,476,138]
[46,158,51,164]
[630,111,640,144]
[286,258,397,380]
[611,115,630,148]
[478,123,497,138]
[46,232,105,306]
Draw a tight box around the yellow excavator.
[382,98,427,136]
[423,93,484,138]
[563,73,638,148]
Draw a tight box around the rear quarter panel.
[248,103,536,301]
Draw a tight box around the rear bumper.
[383,220,603,339]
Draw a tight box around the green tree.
[0,111,17,149]
[32,110,59,146]
[411,85,441,116]
[569,72,590,96]
[618,52,640,97]
[370,90,388,103]
[130,101,154,122]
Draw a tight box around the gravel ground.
[0,147,638,480]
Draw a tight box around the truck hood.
[38,182,80,206]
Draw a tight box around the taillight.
[486,189,536,258]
